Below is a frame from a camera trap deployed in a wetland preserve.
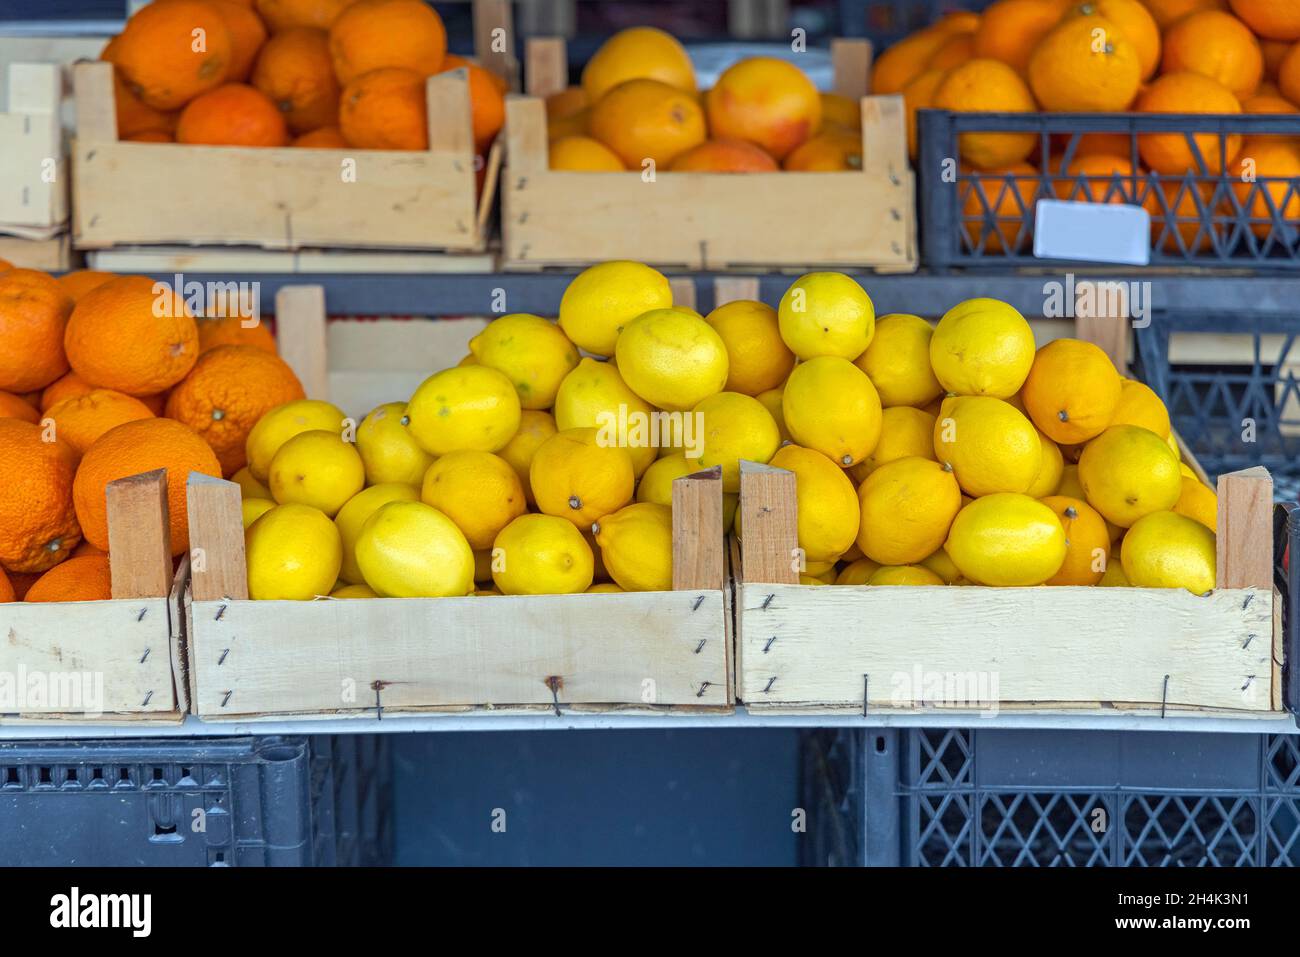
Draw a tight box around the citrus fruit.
[636,452,695,506]
[593,502,673,592]
[705,56,821,160]
[857,456,963,565]
[1173,476,1218,531]
[688,392,781,492]
[241,497,276,528]
[853,313,942,407]
[0,419,81,573]
[615,308,729,412]
[704,299,795,396]
[355,401,435,486]
[836,558,882,585]
[1110,378,1171,438]
[404,365,521,455]
[557,261,672,357]
[267,429,365,516]
[1021,338,1123,444]
[849,406,937,482]
[1029,15,1142,111]
[1040,494,1111,585]
[581,26,696,102]
[355,500,474,598]
[1121,509,1216,593]
[869,565,946,586]
[945,492,1068,586]
[245,503,342,600]
[499,410,558,505]
[1077,424,1182,526]
[0,269,73,394]
[934,395,1042,496]
[771,444,861,563]
[783,357,882,466]
[421,450,526,549]
[588,78,707,168]
[1025,428,1065,497]
[930,297,1036,397]
[469,313,580,410]
[554,358,657,475]
[777,272,875,361]
[333,482,419,584]
[530,427,635,528]
[492,513,594,595]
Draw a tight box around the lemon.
[355,500,475,598]
[334,483,420,584]
[869,565,945,586]
[1173,476,1218,532]
[232,466,271,500]
[241,497,275,528]
[1077,424,1182,527]
[421,450,527,549]
[933,395,1042,496]
[356,402,436,486]
[499,410,557,506]
[945,493,1068,586]
[689,391,781,492]
[1025,428,1064,498]
[404,365,521,455]
[1021,339,1123,444]
[1040,495,1111,586]
[554,357,656,475]
[1111,378,1171,439]
[920,546,963,584]
[1179,462,1197,480]
[848,405,936,482]
[804,559,836,576]
[857,456,962,565]
[930,298,1035,397]
[704,299,795,396]
[268,429,366,517]
[1098,558,1130,587]
[783,357,882,466]
[853,313,942,407]
[469,313,580,410]
[835,558,881,585]
[615,308,729,412]
[530,427,635,527]
[245,399,347,481]
[1166,432,1181,461]
[458,353,477,367]
[586,583,624,593]
[1058,463,1085,499]
[245,503,342,600]
[593,502,673,591]
[491,513,594,595]
[1121,510,1216,594]
[777,272,875,360]
[330,583,377,598]
[755,387,790,443]
[768,444,860,563]
[799,575,830,586]
[636,452,694,505]
[558,261,673,357]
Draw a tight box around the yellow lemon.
[783,356,882,466]
[1025,428,1064,498]
[1173,476,1218,531]
[1179,462,1197,480]
[355,500,475,598]
[593,502,673,591]
[492,513,594,595]
[636,452,694,505]
[835,557,881,585]
[755,387,790,443]
[945,493,1068,586]
[241,497,275,528]
[1058,463,1085,498]
[615,308,729,411]
[469,313,580,410]
[268,429,366,517]
[558,260,673,356]
[704,299,795,396]
[1121,510,1216,594]
[771,444,861,563]
[586,582,624,593]
[356,401,435,486]
[330,583,377,598]
[554,357,656,475]
[582,27,696,101]
[334,482,420,583]
[848,405,936,482]
[245,399,347,480]
[1021,339,1123,444]
[1040,495,1111,586]
[857,456,962,564]
[404,365,521,455]
[245,503,342,600]
[1077,424,1182,527]
[689,391,781,492]
[920,546,962,584]
[1167,432,1181,460]
[499,410,557,506]
[853,313,942,407]
[232,466,271,500]
[933,395,1042,496]
[804,560,836,576]
[421,451,527,550]
[1111,378,1171,439]
[777,271,875,360]
[1098,558,1130,586]
[869,565,945,586]
[530,427,635,527]
[458,353,477,367]
[930,298,1035,397]
[800,575,830,586]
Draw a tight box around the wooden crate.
[0,471,188,723]
[502,38,916,271]
[183,467,732,720]
[0,61,72,268]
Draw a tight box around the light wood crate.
[501,38,916,271]
[0,61,73,268]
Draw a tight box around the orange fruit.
[547,86,589,121]
[1277,44,1300,106]
[1135,72,1241,173]
[293,125,347,147]
[125,129,174,142]
[197,314,278,353]
[1066,1,1160,80]
[1231,137,1300,238]
[0,268,73,393]
[1022,339,1123,443]
[1260,39,1292,80]
[0,258,11,272]
[0,568,12,602]
[1067,132,1135,157]
[47,389,156,455]
[928,32,975,72]
[440,54,508,95]
[139,393,168,416]
[250,26,340,134]
[782,130,862,171]
[901,68,946,160]
[961,162,1039,252]
[1029,16,1142,111]
[73,417,221,555]
[873,28,958,94]
[329,0,447,85]
[1144,0,1226,30]
[211,0,268,82]
[705,57,821,160]
[820,92,861,131]
[934,59,1038,169]
[671,138,780,171]
[56,270,115,303]
[0,419,81,573]
[1051,153,1139,202]
[176,82,290,146]
[41,371,94,411]
[24,554,113,603]
[1162,10,1263,99]
[589,78,707,168]
[165,344,305,474]
[1041,495,1110,586]
[1145,180,1221,253]
[103,39,179,139]
[0,390,40,424]
[1228,0,1300,40]
[974,0,1071,74]
[112,0,234,110]
[338,67,427,150]
[73,539,106,558]
[548,106,588,141]
[581,26,696,102]
[1240,94,1300,144]
[549,135,626,171]
[64,275,200,397]
[448,61,505,152]
[255,0,358,32]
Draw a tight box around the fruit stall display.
[874,0,1300,268]
[0,62,69,271]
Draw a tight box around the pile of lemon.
[233,260,1216,600]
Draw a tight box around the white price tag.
[1033,199,1151,266]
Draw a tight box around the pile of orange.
[876,0,1300,251]
[0,262,303,604]
[545,26,864,173]
[104,0,506,156]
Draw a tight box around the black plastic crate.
[0,735,391,866]
[837,0,991,41]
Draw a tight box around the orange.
[211,0,268,82]
[581,26,696,102]
[125,129,174,142]
[928,32,975,71]
[328,0,447,85]
[64,275,199,396]
[250,26,340,134]
[961,162,1039,253]
[934,59,1038,168]
[197,314,278,353]
[671,138,779,171]
[1022,339,1122,443]
[72,539,106,558]
[0,391,40,424]
[935,11,984,34]
[73,417,221,555]
[440,54,508,95]
[1145,180,1220,253]
[548,106,588,141]
[547,86,589,121]
[103,41,179,139]
[1041,495,1110,586]
[1066,1,1160,80]
[41,371,94,411]
[1135,72,1241,173]
[293,124,347,147]
[1162,10,1263,99]
[549,135,626,171]
[1067,131,1134,157]
[705,57,821,160]
[0,257,10,272]
[338,67,427,150]
[974,0,1068,75]
[820,92,861,131]
[873,28,957,94]
[1277,44,1300,106]
[447,61,505,152]
[1228,0,1300,41]
[1260,39,1292,80]
[111,0,233,110]
[176,83,290,146]
[1231,137,1300,238]
[46,389,156,456]
[589,78,707,168]
[56,270,114,303]
[165,344,305,474]
[1029,16,1142,111]
[24,554,113,603]
[782,129,862,171]
[139,393,168,416]
[901,68,946,160]
[0,268,73,393]
[1144,0,1226,30]
[1243,94,1300,115]
[0,568,11,602]
[255,0,358,32]
[0,419,81,573]
[1051,153,1139,203]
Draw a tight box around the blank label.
[1033,199,1151,266]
